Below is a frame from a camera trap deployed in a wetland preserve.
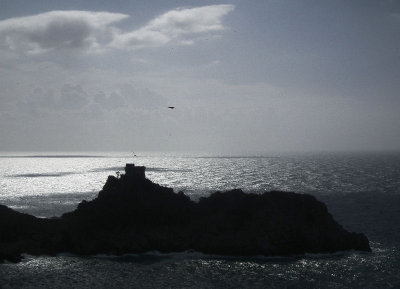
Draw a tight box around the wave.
[194,156,281,159]
[147,167,192,173]
[0,155,108,158]
[7,166,192,179]
[89,166,125,173]
[52,249,357,265]
[90,166,192,173]
[8,172,76,178]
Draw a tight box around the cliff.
[0,164,370,263]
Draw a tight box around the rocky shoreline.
[0,164,371,263]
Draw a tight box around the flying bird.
[168,106,175,109]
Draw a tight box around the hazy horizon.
[1,149,399,158]
[1,1,400,154]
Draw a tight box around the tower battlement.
[124,163,145,179]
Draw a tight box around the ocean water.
[0,152,399,288]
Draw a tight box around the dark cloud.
[27,19,92,50]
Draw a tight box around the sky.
[0,0,399,154]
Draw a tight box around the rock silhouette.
[0,164,370,263]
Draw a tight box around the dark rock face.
[0,164,370,263]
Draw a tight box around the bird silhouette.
[168,106,175,109]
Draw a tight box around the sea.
[0,152,399,288]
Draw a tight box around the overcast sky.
[1,0,399,154]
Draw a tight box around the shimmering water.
[0,152,399,288]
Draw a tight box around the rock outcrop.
[0,164,371,263]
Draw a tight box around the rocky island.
[0,164,370,263]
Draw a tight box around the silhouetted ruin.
[0,164,370,263]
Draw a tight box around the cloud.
[0,5,234,54]
[58,84,90,110]
[0,11,128,54]
[111,4,234,49]
[13,84,90,118]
